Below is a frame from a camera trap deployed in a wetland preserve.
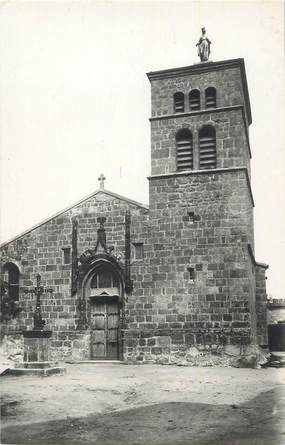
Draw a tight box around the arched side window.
[173,92,185,113]
[205,87,217,108]
[2,262,20,301]
[189,89,200,111]
[176,129,193,171]
[199,125,216,169]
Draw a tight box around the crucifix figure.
[24,274,53,331]
[98,173,106,190]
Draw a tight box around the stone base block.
[14,361,56,369]
[23,335,51,362]
[65,360,123,364]
[3,366,66,377]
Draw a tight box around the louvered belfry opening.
[189,89,200,111]
[199,125,216,169]
[176,129,193,171]
[205,87,217,108]
[174,92,185,113]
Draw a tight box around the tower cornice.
[147,166,255,207]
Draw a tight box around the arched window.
[189,89,200,111]
[173,92,185,113]
[176,129,193,171]
[199,125,216,169]
[2,263,20,301]
[90,267,120,290]
[205,87,217,108]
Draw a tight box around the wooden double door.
[90,296,120,360]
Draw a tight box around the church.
[0,49,269,366]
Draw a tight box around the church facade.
[1,58,268,366]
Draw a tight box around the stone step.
[66,360,124,364]
[2,367,66,377]
[270,351,285,361]
[14,362,57,369]
[268,361,285,368]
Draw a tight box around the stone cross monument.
[24,273,53,331]
[18,275,64,375]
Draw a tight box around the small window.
[2,262,20,301]
[199,125,216,169]
[133,243,144,260]
[187,267,195,282]
[62,247,71,264]
[176,129,193,171]
[174,92,184,113]
[189,89,200,111]
[205,87,217,108]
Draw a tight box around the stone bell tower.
[147,57,252,178]
[127,41,267,362]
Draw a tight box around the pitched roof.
[0,188,149,247]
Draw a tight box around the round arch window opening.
[89,265,120,298]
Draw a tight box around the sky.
[0,1,284,298]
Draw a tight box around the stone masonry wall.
[0,191,148,362]
[150,66,246,118]
[255,265,268,346]
[49,331,91,362]
[123,169,257,363]
[150,108,250,176]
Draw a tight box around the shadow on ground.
[2,388,284,445]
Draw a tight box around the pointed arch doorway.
[84,263,123,360]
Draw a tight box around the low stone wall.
[1,329,268,367]
[50,330,90,362]
[123,333,268,368]
[0,330,91,364]
[255,265,268,346]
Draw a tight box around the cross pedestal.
[23,329,52,362]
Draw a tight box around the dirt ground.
[1,363,285,445]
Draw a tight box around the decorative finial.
[98,173,106,190]
[196,27,211,62]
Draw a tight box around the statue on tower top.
[196,27,211,62]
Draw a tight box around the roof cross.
[98,173,106,190]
